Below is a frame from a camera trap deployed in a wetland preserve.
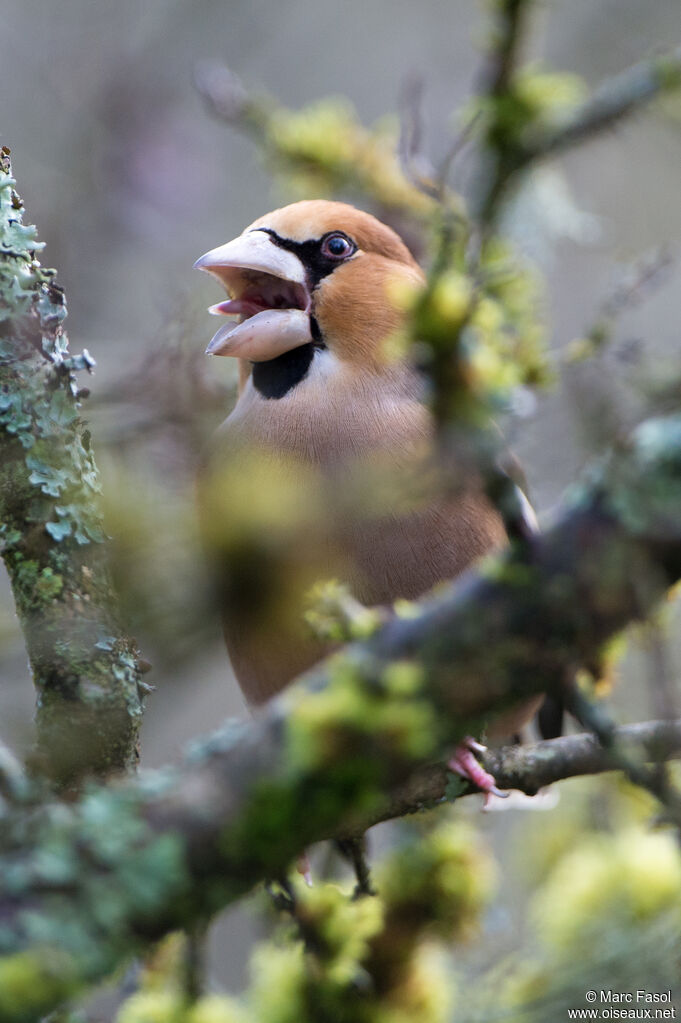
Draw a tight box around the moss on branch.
[0,150,146,788]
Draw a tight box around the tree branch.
[473,32,681,227]
[2,398,681,1015]
[0,150,147,789]
[518,44,681,168]
[364,719,681,834]
[482,0,533,100]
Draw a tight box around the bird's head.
[194,200,424,393]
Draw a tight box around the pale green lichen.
[0,780,191,1021]
[404,231,549,428]
[285,653,442,775]
[0,149,145,782]
[211,654,445,883]
[472,64,587,149]
[265,97,435,218]
[0,151,106,553]
[304,580,384,644]
[377,818,497,939]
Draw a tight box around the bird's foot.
[448,736,509,808]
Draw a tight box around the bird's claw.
[448,736,509,806]
[487,785,510,799]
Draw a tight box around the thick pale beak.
[194,230,312,361]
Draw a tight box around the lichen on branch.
[0,149,146,787]
[1,381,681,1016]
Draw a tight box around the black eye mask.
[252,228,355,291]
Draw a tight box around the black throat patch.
[251,343,316,399]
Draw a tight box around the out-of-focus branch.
[470,0,535,227]
[564,686,681,826]
[398,73,441,200]
[564,247,674,366]
[474,37,681,227]
[0,150,146,789]
[483,0,533,99]
[3,400,681,1014]
[517,45,681,167]
[193,61,270,141]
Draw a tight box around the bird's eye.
[321,233,355,259]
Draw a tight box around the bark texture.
[0,150,146,788]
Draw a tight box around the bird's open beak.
[194,230,312,360]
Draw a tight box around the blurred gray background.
[1,0,681,1010]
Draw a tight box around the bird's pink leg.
[448,736,509,806]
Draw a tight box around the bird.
[194,199,545,799]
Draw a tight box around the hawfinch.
[195,200,543,797]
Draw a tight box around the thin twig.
[435,109,482,200]
[193,60,265,135]
[398,73,440,200]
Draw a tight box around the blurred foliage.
[91,300,235,665]
[462,775,681,1023]
[113,778,681,1023]
[402,233,550,427]
[116,815,493,1023]
[285,653,440,773]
